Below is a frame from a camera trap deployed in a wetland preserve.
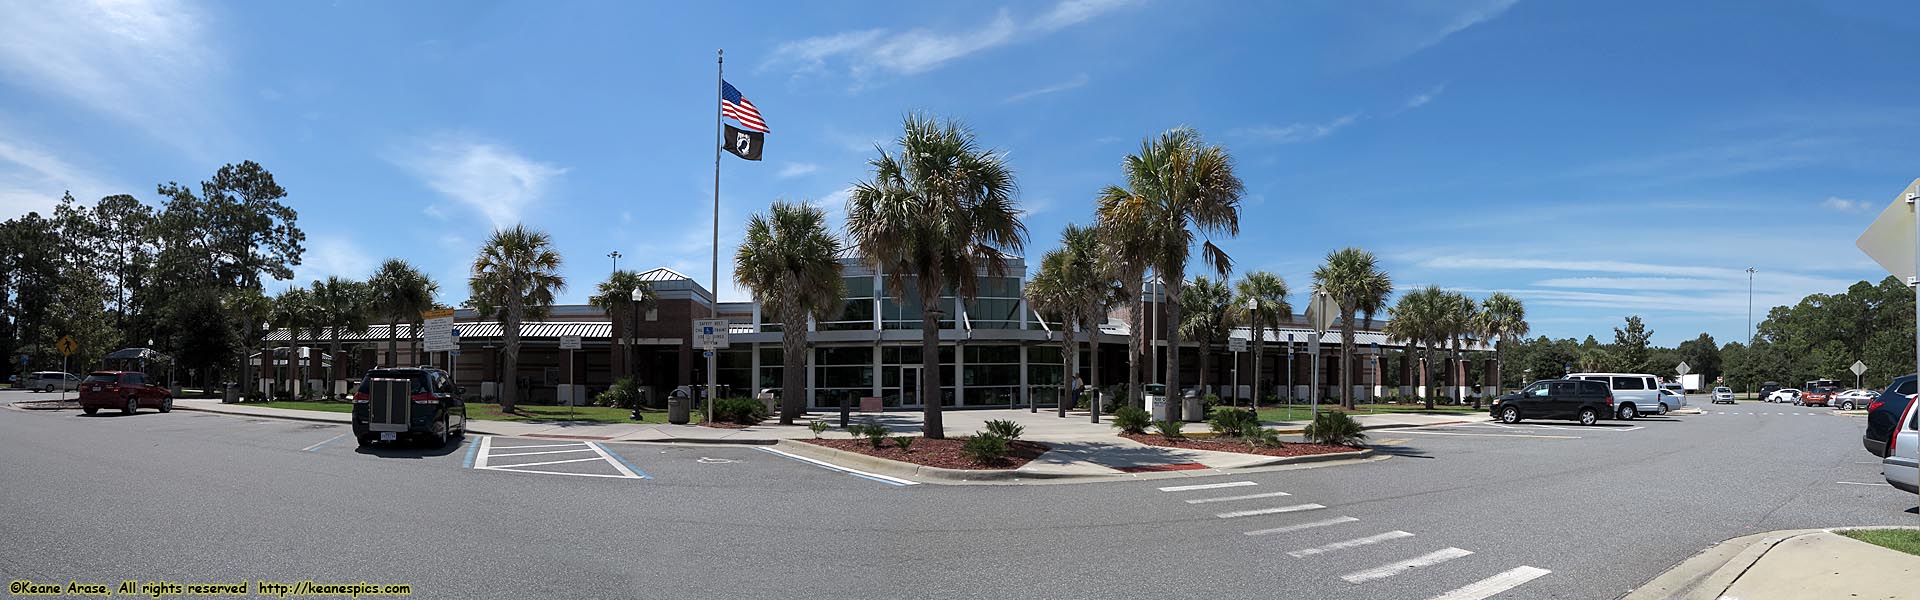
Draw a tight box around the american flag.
[720,80,768,133]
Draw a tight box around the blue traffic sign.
[702,350,714,358]
[17,355,26,365]
[450,327,461,337]
[702,326,715,335]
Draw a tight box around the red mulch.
[800,437,1050,470]
[1121,433,1364,458]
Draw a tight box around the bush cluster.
[1304,410,1368,446]
[983,419,1024,441]
[1111,405,1152,434]
[962,433,1010,464]
[595,377,643,409]
[1151,419,1185,439]
[711,397,768,425]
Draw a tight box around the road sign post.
[693,319,729,423]
[1850,360,1867,390]
[1228,337,1247,407]
[1854,177,1920,509]
[56,336,75,402]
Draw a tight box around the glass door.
[900,365,921,407]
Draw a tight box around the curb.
[771,439,1376,485]
[169,403,527,436]
[1618,527,1920,600]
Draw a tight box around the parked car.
[1711,386,1736,404]
[1797,386,1841,407]
[1834,389,1879,411]
[76,371,173,415]
[1490,379,1616,426]
[26,371,81,393]
[1882,393,1919,494]
[1758,381,1782,400]
[1863,374,1916,458]
[1654,388,1687,414]
[1766,388,1802,403]
[1566,372,1663,419]
[350,367,466,447]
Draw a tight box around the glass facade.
[964,277,1024,330]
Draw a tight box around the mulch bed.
[800,437,1049,471]
[1121,433,1364,458]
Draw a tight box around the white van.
[1566,372,1681,419]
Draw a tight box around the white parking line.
[1341,547,1474,583]
[473,437,648,480]
[1287,531,1413,557]
[491,456,603,469]
[487,448,597,458]
[1399,430,1579,439]
[1425,566,1551,600]
[1836,481,1883,486]
[1244,516,1359,536]
[1159,481,1256,492]
[483,443,586,450]
[1216,503,1324,519]
[1185,491,1292,504]
[300,433,347,452]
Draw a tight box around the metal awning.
[264,322,612,342]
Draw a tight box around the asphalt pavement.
[2,390,1914,600]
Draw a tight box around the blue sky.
[2,0,1918,347]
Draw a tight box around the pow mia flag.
[722,124,763,161]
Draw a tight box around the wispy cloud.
[1398,84,1446,112]
[1004,73,1090,103]
[292,234,376,284]
[764,0,1139,84]
[0,128,122,217]
[1338,0,1521,66]
[0,0,230,157]
[393,135,567,229]
[1234,113,1361,144]
[777,162,820,178]
[1424,255,1861,319]
[1821,196,1870,212]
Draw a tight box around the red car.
[1799,386,1839,407]
[77,371,173,415]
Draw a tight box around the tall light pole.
[609,250,622,274]
[1746,266,1755,396]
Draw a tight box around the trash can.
[1150,395,1169,421]
[222,382,239,404]
[1182,389,1205,423]
[668,388,691,425]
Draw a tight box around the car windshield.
[1715,387,1730,393]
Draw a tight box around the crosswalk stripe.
[487,448,596,457]
[1216,503,1325,519]
[1159,481,1256,492]
[1287,530,1412,557]
[1186,491,1292,504]
[1244,516,1359,536]
[1424,566,1551,600]
[1341,547,1474,583]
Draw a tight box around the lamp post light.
[609,250,622,274]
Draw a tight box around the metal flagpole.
[708,48,723,422]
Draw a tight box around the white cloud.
[1399,84,1446,112]
[764,0,1138,83]
[1234,113,1360,143]
[1004,73,1090,103]
[1336,0,1520,66]
[292,235,376,284]
[1533,277,1715,291]
[777,162,820,178]
[393,135,567,229]
[0,130,121,218]
[1821,196,1870,212]
[0,0,229,157]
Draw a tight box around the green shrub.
[1209,407,1260,435]
[860,421,890,448]
[808,420,830,438]
[1111,405,1152,434]
[1244,426,1284,448]
[962,434,1010,464]
[1304,410,1368,446]
[894,436,916,452]
[983,419,1024,441]
[595,377,643,409]
[1202,393,1221,413]
[1152,419,1186,439]
[712,397,769,425]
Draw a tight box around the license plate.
[379,432,396,441]
[91,386,102,392]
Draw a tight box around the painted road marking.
[1341,547,1474,583]
[487,448,598,458]
[1159,481,1257,492]
[1244,516,1360,537]
[473,437,648,480]
[753,446,917,486]
[1186,491,1292,504]
[1287,530,1413,557]
[590,442,649,479]
[1425,566,1551,600]
[482,443,584,450]
[1398,430,1579,439]
[1837,481,1883,486]
[301,433,347,452]
[1216,504,1325,519]
[491,457,602,468]
[462,436,482,468]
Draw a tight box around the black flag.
[723,124,763,161]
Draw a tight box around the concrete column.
[1018,343,1030,408]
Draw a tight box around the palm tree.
[1100,127,1243,420]
[1385,286,1448,410]
[468,224,566,412]
[224,288,271,396]
[1026,248,1077,415]
[1475,292,1530,395]
[590,270,656,382]
[1028,224,1120,419]
[735,201,846,425]
[1441,292,1478,407]
[312,276,372,395]
[1093,188,1159,409]
[1310,247,1394,410]
[846,114,1025,439]
[268,287,313,398]
[1232,271,1291,410]
[370,259,438,368]
[1178,276,1233,402]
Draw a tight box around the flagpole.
[708,48,723,423]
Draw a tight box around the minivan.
[1566,372,1673,419]
[26,371,81,393]
[1883,393,1918,494]
[350,367,467,447]
[1490,379,1616,425]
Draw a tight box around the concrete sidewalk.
[1625,527,1920,600]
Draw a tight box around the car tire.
[42,385,53,393]
[121,397,139,414]
[1841,401,1855,410]
[1619,405,1638,420]
[83,406,98,415]
[434,417,450,447]
[1578,407,1599,426]
[1500,406,1521,423]
[1658,403,1670,415]
[158,398,172,413]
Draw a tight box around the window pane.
[1611,377,1644,390]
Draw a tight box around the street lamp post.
[1746,266,1755,395]
[609,250,622,274]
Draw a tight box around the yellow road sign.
[421,308,455,320]
[55,336,76,356]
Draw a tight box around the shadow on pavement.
[1031,440,1210,468]
[1368,442,1433,459]
[352,437,465,459]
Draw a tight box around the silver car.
[1883,398,1918,494]
[1711,386,1736,404]
[25,371,81,393]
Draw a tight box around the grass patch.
[1255,403,1481,422]
[256,400,652,424]
[1840,529,1920,557]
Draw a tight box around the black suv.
[1490,379,1616,425]
[351,367,467,448]
[1758,381,1782,401]
[1863,373,1916,457]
